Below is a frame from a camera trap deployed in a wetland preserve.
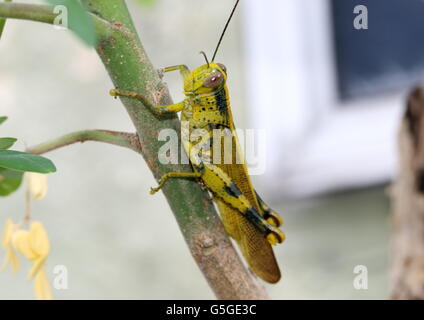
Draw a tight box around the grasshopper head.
[184,62,227,94]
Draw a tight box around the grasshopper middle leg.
[109,88,185,115]
[150,171,202,195]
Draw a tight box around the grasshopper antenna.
[211,0,240,61]
[199,51,210,67]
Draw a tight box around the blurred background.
[2,0,423,299]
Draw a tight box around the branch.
[0,2,55,25]
[0,2,111,38]
[26,130,141,155]
[1,0,269,299]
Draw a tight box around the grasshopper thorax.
[184,62,227,95]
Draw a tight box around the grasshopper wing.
[214,121,281,283]
[217,197,281,283]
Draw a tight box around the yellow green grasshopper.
[110,0,285,283]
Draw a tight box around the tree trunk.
[391,87,424,299]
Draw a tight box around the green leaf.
[0,167,23,196]
[0,138,17,150]
[0,150,56,173]
[0,116,7,125]
[45,0,96,47]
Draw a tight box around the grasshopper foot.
[266,226,285,246]
[265,211,284,228]
[150,186,161,195]
[150,175,167,195]
[110,88,119,99]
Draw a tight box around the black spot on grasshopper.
[214,88,227,114]
[223,183,242,198]
[244,208,268,233]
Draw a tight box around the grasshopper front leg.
[161,64,191,79]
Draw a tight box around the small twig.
[0,0,13,38]
[27,130,141,155]
[0,2,55,24]
[24,179,31,221]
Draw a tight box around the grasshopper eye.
[203,71,224,88]
[217,63,227,74]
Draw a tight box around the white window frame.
[243,0,404,197]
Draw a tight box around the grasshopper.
[110,0,285,283]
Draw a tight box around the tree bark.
[391,87,424,299]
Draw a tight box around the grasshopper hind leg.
[244,207,285,245]
[199,163,285,245]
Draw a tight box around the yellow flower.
[1,219,52,300]
[25,172,48,200]
[34,268,52,300]
[1,218,20,272]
